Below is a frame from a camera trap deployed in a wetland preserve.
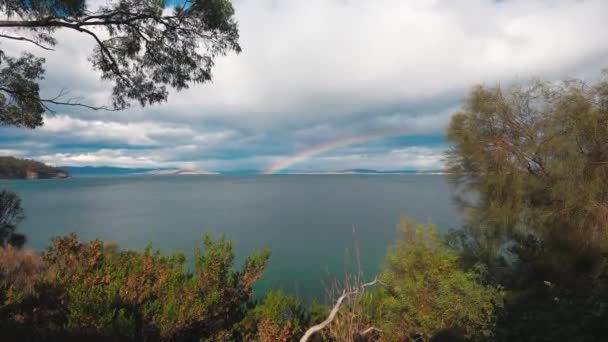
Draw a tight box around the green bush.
[0,233,270,341]
[241,289,311,341]
[364,220,504,341]
[0,222,506,341]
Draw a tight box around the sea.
[0,174,461,301]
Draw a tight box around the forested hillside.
[0,157,68,179]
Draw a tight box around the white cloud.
[299,146,446,171]
[36,149,162,168]
[163,0,608,123]
[0,149,25,157]
[39,115,235,147]
[34,148,278,171]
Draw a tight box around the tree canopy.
[447,74,608,256]
[446,72,608,340]
[0,0,241,128]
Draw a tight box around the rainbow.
[263,129,407,174]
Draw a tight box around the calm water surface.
[0,175,460,300]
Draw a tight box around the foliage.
[446,71,608,340]
[0,156,69,179]
[0,53,45,128]
[0,190,25,247]
[0,233,270,341]
[364,220,504,341]
[493,234,608,341]
[446,74,608,256]
[242,289,311,342]
[0,245,44,296]
[0,0,241,127]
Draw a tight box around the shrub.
[242,289,310,341]
[0,233,270,341]
[365,220,504,341]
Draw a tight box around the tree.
[0,190,25,247]
[447,72,608,262]
[0,0,240,248]
[0,0,241,128]
[446,72,608,340]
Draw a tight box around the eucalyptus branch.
[0,86,115,112]
[0,33,54,50]
[0,0,240,127]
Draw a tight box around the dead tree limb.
[360,326,382,335]
[300,277,381,342]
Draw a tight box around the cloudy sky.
[2,0,608,172]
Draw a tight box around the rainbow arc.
[263,129,407,174]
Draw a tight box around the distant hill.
[0,156,69,179]
[61,166,154,177]
[338,169,420,174]
[280,169,447,175]
[219,169,259,175]
[137,169,217,176]
[55,166,446,176]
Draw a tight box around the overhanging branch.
[0,86,115,112]
[0,34,54,50]
[0,2,240,113]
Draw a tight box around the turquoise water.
[0,175,460,300]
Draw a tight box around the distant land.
[60,166,155,177]
[136,169,217,176]
[61,166,445,176]
[281,169,447,175]
[0,156,69,179]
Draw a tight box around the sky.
[2,0,608,172]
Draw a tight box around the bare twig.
[360,326,382,335]
[38,98,116,112]
[300,277,381,342]
[0,86,116,111]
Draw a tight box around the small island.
[0,156,69,179]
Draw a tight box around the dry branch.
[299,277,381,342]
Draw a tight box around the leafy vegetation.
[0,233,270,341]
[0,190,25,247]
[447,71,608,341]
[365,221,504,341]
[1,4,606,334]
[0,156,68,179]
[0,0,241,127]
[241,289,312,341]
[0,220,504,341]
[447,74,608,252]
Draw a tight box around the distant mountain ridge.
[280,169,446,175]
[60,166,154,177]
[60,166,445,176]
[137,169,217,176]
[0,156,69,179]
